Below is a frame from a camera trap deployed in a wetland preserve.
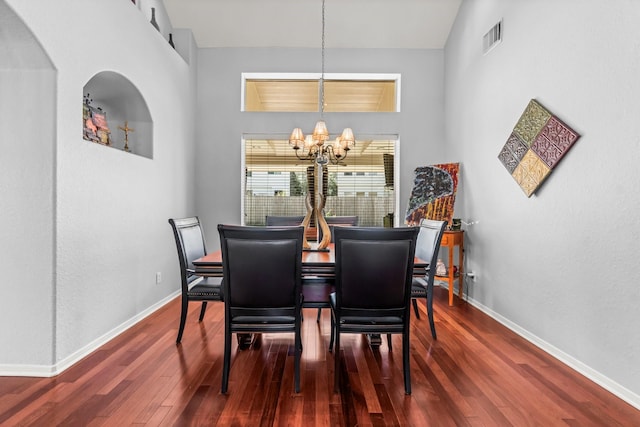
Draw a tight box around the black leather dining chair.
[217,224,304,394]
[306,215,359,323]
[329,226,419,395]
[266,214,334,323]
[168,217,223,344]
[411,219,447,339]
[320,215,359,243]
[265,215,305,226]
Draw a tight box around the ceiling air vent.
[483,19,502,55]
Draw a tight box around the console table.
[435,230,464,306]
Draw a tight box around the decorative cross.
[118,121,135,152]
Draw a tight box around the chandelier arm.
[324,144,342,165]
[294,149,311,161]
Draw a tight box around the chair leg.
[316,308,322,323]
[333,329,341,393]
[221,325,232,393]
[198,301,208,321]
[294,324,301,393]
[387,333,392,350]
[412,298,420,319]
[403,328,411,395]
[427,288,437,340]
[176,296,188,344]
[329,313,335,352]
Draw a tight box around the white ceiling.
[162,0,462,49]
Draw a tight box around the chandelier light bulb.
[289,128,305,148]
[304,134,315,149]
[333,138,346,158]
[312,120,329,143]
[340,128,355,150]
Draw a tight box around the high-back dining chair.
[329,226,419,395]
[168,217,223,344]
[320,215,359,242]
[265,215,305,226]
[266,214,339,323]
[304,215,359,323]
[411,219,447,339]
[217,224,304,393]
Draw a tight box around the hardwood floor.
[1,286,639,426]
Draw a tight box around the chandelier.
[289,0,355,165]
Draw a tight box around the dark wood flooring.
[1,286,639,426]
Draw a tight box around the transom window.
[242,73,401,113]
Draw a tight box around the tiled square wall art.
[498,99,580,197]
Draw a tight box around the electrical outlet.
[156,272,162,284]
[466,271,476,281]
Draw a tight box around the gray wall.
[445,0,640,404]
[1,0,198,373]
[0,1,56,367]
[195,47,447,247]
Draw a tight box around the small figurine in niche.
[118,121,135,152]
[91,108,111,145]
[84,116,98,140]
[82,94,111,145]
[83,94,98,142]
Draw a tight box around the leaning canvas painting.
[405,162,460,227]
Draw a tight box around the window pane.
[324,80,396,112]
[244,137,396,227]
[245,80,318,112]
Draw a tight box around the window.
[242,73,401,113]
[243,136,397,227]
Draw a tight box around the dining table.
[192,243,429,281]
[193,243,429,347]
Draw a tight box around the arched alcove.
[83,71,153,159]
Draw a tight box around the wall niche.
[83,71,153,159]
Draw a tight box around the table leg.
[367,334,382,347]
[458,240,464,299]
[448,243,454,306]
[237,333,253,349]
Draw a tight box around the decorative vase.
[168,33,175,49]
[150,7,160,32]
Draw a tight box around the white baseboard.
[0,363,57,377]
[463,292,640,411]
[0,291,180,377]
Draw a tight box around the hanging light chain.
[289,0,354,164]
[320,0,325,117]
